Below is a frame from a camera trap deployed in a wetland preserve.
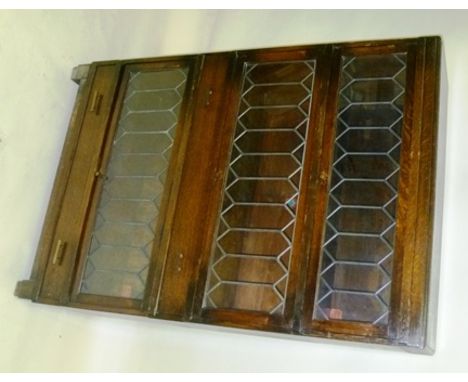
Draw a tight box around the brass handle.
[89,91,103,115]
[52,240,66,265]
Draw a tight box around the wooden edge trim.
[71,293,143,314]
[305,328,394,347]
[198,308,291,333]
[68,301,146,317]
[308,320,386,338]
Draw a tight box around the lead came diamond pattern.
[313,53,407,325]
[80,68,188,299]
[204,60,316,314]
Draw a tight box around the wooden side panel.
[38,64,122,304]
[15,66,96,300]
[405,37,442,352]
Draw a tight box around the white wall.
[0,9,466,372]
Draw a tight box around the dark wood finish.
[16,36,443,353]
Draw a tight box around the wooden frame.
[16,36,444,353]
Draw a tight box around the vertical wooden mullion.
[190,52,245,320]
[283,46,329,326]
[297,45,343,332]
[289,45,337,330]
[155,53,236,321]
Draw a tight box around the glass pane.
[204,59,316,314]
[313,53,407,325]
[80,67,188,299]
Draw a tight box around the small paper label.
[121,284,133,298]
[328,308,343,320]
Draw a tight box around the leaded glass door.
[195,47,330,330]
[301,40,424,339]
[70,58,198,311]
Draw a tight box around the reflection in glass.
[204,59,316,314]
[80,67,188,299]
[313,53,407,325]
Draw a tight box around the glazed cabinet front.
[188,46,330,332]
[16,37,442,352]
